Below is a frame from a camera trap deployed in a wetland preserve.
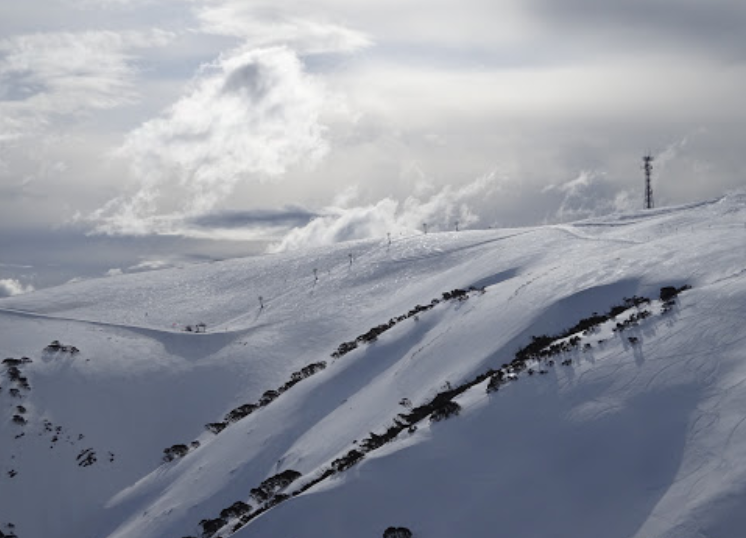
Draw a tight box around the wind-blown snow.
[2,193,746,538]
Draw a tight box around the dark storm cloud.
[530,0,746,59]
[187,206,319,230]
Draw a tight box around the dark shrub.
[249,486,270,503]
[163,444,190,462]
[45,341,79,354]
[6,366,21,381]
[205,422,228,434]
[360,423,405,451]
[430,401,461,422]
[250,470,302,502]
[659,286,677,302]
[46,340,62,351]
[332,341,358,358]
[219,500,251,520]
[300,361,326,377]
[331,449,364,472]
[266,493,289,508]
[383,526,413,538]
[268,469,302,489]
[442,288,468,300]
[77,448,97,467]
[259,389,279,406]
[660,284,690,302]
[486,373,503,393]
[199,517,226,538]
[225,403,257,423]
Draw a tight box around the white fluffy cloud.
[196,3,372,54]
[91,45,333,235]
[269,172,498,252]
[0,278,35,297]
[542,171,638,222]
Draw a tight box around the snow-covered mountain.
[2,193,746,538]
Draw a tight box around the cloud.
[0,30,174,125]
[90,45,334,235]
[269,171,498,252]
[195,3,372,54]
[527,0,746,60]
[0,278,34,297]
[186,206,319,230]
[543,171,638,222]
[128,259,170,271]
[3,0,745,250]
[0,28,177,220]
[654,136,690,169]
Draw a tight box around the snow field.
[1,192,745,538]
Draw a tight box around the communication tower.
[643,154,654,209]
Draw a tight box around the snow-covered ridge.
[190,284,690,538]
[2,193,746,538]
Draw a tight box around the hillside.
[2,193,746,538]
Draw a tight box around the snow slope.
[1,193,746,538]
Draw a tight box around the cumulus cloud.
[543,171,637,222]
[90,45,333,235]
[0,278,34,297]
[269,171,498,252]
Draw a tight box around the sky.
[1,0,746,294]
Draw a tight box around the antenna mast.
[643,154,654,209]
